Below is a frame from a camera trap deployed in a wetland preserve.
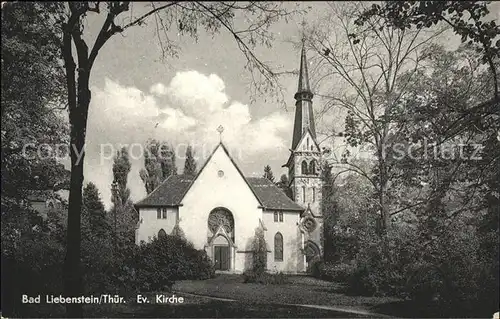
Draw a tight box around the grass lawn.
[16,275,477,318]
[173,274,400,314]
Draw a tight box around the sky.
[75,1,499,209]
[79,2,330,208]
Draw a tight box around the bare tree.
[45,2,301,317]
[307,2,446,233]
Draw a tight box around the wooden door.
[214,246,230,270]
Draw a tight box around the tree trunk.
[64,67,91,317]
[64,147,84,318]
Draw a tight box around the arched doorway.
[207,207,235,271]
[212,235,230,271]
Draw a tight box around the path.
[175,291,393,318]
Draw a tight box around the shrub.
[405,263,447,303]
[346,265,378,296]
[252,227,267,274]
[1,230,65,317]
[311,259,324,278]
[326,262,356,282]
[127,234,215,292]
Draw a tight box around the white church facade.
[134,45,323,273]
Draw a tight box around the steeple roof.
[297,44,311,94]
[291,43,316,151]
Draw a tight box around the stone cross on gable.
[217,125,224,142]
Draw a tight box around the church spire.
[291,41,316,150]
[296,42,311,95]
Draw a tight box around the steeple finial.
[217,125,224,143]
[300,19,307,43]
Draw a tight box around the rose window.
[301,216,317,233]
[208,208,234,238]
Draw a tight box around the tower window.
[301,160,308,175]
[274,211,278,222]
[312,187,316,202]
[157,208,161,219]
[279,212,283,222]
[162,208,167,219]
[309,160,316,175]
[302,186,306,203]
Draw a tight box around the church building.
[134,45,323,273]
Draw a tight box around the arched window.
[158,229,167,238]
[274,232,283,261]
[301,160,308,175]
[309,160,316,175]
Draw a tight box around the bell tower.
[283,42,323,268]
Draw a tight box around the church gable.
[180,143,262,208]
[295,129,320,153]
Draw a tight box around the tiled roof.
[246,177,304,211]
[134,174,193,207]
[134,174,304,211]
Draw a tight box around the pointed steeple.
[291,42,316,150]
[296,43,311,95]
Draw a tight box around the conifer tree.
[183,145,197,177]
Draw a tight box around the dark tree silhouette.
[183,145,197,177]
[263,165,275,182]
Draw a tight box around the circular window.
[302,216,317,232]
[218,170,224,177]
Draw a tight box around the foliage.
[82,182,109,238]
[1,229,65,317]
[183,145,197,177]
[321,162,338,261]
[140,139,177,194]
[354,1,500,98]
[171,222,187,240]
[313,4,497,314]
[276,174,292,199]
[251,226,268,274]
[128,235,215,292]
[112,147,131,206]
[262,165,275,182]
[111,148,137,249]
[1,5,68,315]
[310,1,447,233]
[1,1,68,212]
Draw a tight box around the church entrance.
[207,207,235,272]
[214,246,230,270]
